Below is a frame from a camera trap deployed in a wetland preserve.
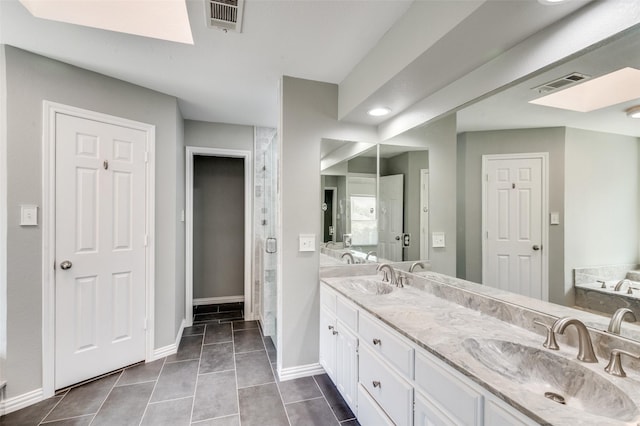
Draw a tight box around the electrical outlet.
[432,232,445,248]
[20,205,38,226]
[299,234,315,252]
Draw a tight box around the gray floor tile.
[285,398,340,426]
[204,323,232,344]
[231,320,258,331]
[278,376,322,403]
[0,396,61,425]
[151,360,199,402]
[191,414,240,425]
[44,373,120,421]
[264,336,277,362]
[238,383,288,426]
[233,329,264,353]
[166,335,203,362]
[194,305,220,314]
[91,382,154,426]
[313,374,354,421]
[183,324,205,336]
[141,397,193,426]
[235,350,274,388]
[216,303,244,313]
[116,358,164,386]
[199,342,234,374]
[191,371,238,422]
[194,311,243,323]
[40,414,94,425]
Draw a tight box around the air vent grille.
[533,72,590,94]
[207,0,244,32]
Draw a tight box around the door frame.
[42,101,156,398]
[185,146,253,327]
[420,169,429,260]
[481,152,549,301]
[323,187,337,242]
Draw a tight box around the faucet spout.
[614,279,632,293]
[552,317,598,363]
[608,308,637,335]
[409,261,427,273]
[341,252,355,264]
[365,251,377,261]
[376,263,397,286]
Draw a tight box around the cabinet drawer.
[320,284,337,314]
[359,344,413,426]
[336,297,358,332]
[414,389,457,426]
[357,384,394,426]
[415,350,483,426]
[359,312,413,378]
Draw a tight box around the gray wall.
[193,156,245,299]
[564,128,639,298]
[347,156,377,174]
[184,120,254,151]
[3,46,184,398]
[280,76,378,371]
[457,127,566,304]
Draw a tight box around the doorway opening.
[185,147,253,327]
[322,187,337,242]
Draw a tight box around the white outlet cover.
[20,204,38,226]
[299,234,316,252]
[432,231,445,248]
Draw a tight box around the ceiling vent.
[532,72,590,94]
[206,0,244,33]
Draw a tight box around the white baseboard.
[150,319,185,361]
[0,388,44,416]
[193,296,244,305]
[278,363,325,382]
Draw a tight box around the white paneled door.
[379,174,404,262]
[483,155,545,300]
[55,113,147,389]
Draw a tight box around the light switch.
[432,232,445,248]
[550,212,560,225]
[20,204,38,226]
[299,234,316,252]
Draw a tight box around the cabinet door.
[357,384,394,426]
[414,390,456,426]
[336,322,358,414]
[485,395,539,426]
[319,306,337,382]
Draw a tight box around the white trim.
[42,101,156,397]
[0,45,7,378]
[185,146,253,328]
[481,152,549,302]
[0,388,44,416]
[150,318,185,361]
[419,169,429,260]
[193,296,244,305]
[277,363,326,382]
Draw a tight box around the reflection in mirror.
[455,27,640,341]
[320,139,377,264]
[378,144,429,262]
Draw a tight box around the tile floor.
[0,303,360,426]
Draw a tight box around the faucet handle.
[596,280,607,289]
[604,349,640,378]
[534,320,559,350]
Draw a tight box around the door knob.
[395,235,401,241]
[532,245,541,251]
[60,260,72,270]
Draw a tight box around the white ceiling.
[0,0,413,127]
[457,26,640,138]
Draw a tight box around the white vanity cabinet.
[319,285,359,414]
[319,282,538,426]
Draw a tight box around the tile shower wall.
[254,127,278,341]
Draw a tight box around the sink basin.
[463,338,640,422]
[342,278,394,295]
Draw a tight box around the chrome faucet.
[551,317,598,363]
[365,251,377,261]
[341,252,355,264]
[605,349,640,377]
[614,279,633,294]
[608,308,637,334]
[409,261,427,273]
[376,263,398,286]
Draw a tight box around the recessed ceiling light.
[367,107,391,117]
[529,67,640,112]
[538,0,571,5]
[626,105,640,119]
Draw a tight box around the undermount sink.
[463,338,640,422]
[342,278,394,295]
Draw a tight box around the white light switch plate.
[299,234,316,252]
[550,211,560,225]
[20,205,38,226]
[432,232,445,248]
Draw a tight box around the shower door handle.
[266,238,277,254]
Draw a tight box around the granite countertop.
[321,273,640,426]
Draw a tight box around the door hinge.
[485,231,489,239]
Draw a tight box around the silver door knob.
[60,260,72,270]
[532,245,540,251]
[395,235,401,241]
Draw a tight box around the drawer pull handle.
[373,338,381,346]
[372,380,381,388]
[332,330,338,335]
[328,325,334,330]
